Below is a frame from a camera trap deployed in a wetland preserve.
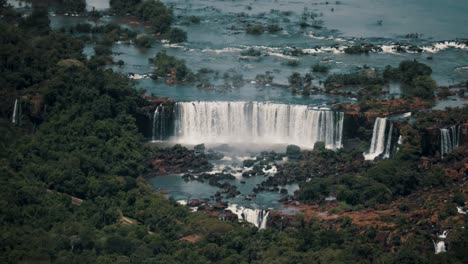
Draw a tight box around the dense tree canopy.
[384,60,436,99]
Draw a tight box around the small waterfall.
[364,117,388,160]
[383,123,393,159]
[12,99,18,124]
[173,101,344,149]
[259,211,269,230]
[152,105,165,141]
[433,230,448,254]
[440,125,461,157]
[226,204,269,229]
[433,241,446,254]
[152,106,160,141]
[161,105,165,140]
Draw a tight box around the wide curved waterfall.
[364,117,395,160]
[440,125,461,157]
[173,101,344,149]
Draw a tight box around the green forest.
[1,1,467,264]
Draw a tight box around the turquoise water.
[41,0,468,103]
[147,168,299,210]
[320,0,468,40]
[108,0,467,97]
[146,148,299,210]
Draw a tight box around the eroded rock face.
[27,95,43,119]
[333,103,360,116]
[421,124,466,157]
[136,96,175,139]
[461,122,468,144]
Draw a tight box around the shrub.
[240,48,261,57]
[312,63,329,73]
[246,24,264,35]
[167,27,187,43]
[134,34,153,48]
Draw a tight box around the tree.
[110,0,142,15]
[153,51,192,81]
[58,0,86,13]
[20,4,50,35]
[312,63,329,73]
[398,60,432,84]
[138,0,173,34]
[406,75,436,99]
[167,27,187,43]
[134,34,153,48]
[288,72,303,87]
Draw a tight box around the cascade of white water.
[433,230,449,254]
[173,101,344,149]
[440,128,451,157]
[383,123,393,159]
[434,240,446,254]
[152,106,160,142]
[160,106,165,141]
[440,125,461,157]
[259,211,269,230]
[364,117,388,160]
[152,105,166,141]
[226,204,268,229]
[12,99,18,124]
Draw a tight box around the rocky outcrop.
[136,96,175,139]
[335,98,432,122]
[149,145,213,175]
[420,124,466,158]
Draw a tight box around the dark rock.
[286,145,301,160]
[206,150,224,160]
[188,199,202,207]
[243,159,256,168]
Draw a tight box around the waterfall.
[226,204,269,229]
[152,106,160,141]
[364,117,388,160]
[383,123,393,159]
[433,230,448,254]
[12,99,18,124]
[173,101,344,149]
[152,105,165,141]
[160,105,165,140]
[433,240,446,254]
[259,211,270,230]
[440,125,461,157]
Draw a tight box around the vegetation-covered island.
[1,0,467,263]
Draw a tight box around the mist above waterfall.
[171,101,344,149]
